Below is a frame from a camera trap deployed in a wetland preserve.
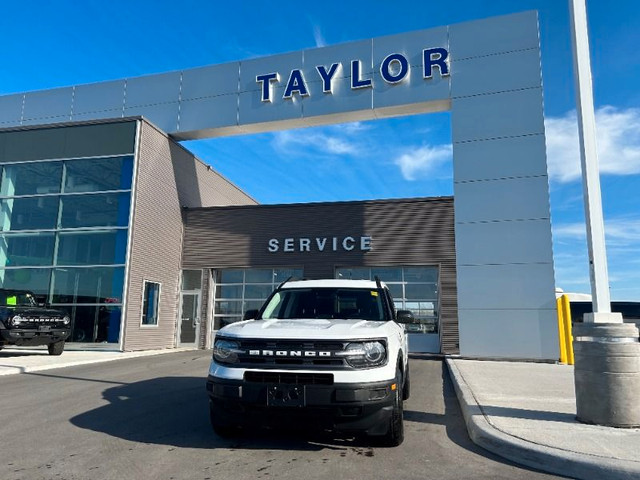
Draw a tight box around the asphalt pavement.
[0,346,195,375]
[0,349,561,480]
[4,346,637,479]
[447,358,640,480]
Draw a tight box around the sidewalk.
[446,358,640,480]
[0,346,197,376]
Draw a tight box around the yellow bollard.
[560,295,574,365]
[557,297,568,364]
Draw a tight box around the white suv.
[206,278,412,446]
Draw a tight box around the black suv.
[0,289,71,355]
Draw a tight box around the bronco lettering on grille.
[248,350,332,357]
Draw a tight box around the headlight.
[62,316,71,325]
[10,315,24,326]
[338,341,387,368]
[213,339,241,364]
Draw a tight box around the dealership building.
[0,11,559,359]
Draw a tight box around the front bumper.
[0,328,70,346]
[206,374,396,436]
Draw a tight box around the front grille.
[15,317,67,329]
[244,371,334,385]
[233,339,348,369]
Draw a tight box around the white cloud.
[553,217,640,244]
[272,128,358,157]
[393,145,452,181]
[605,220,640,243]
[341,122,369,134]
[313,25,326,48]
[545,106,640,182]
[552,222,587,239]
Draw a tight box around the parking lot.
[0,350,564,480]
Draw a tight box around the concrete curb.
[445,358,640,480]
[0,347,199,376]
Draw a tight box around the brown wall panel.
[123,120,256,351]
[182,197,459,353]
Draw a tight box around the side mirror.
[396,310,416,324]
[243,309,260,320]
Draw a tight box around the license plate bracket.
[38,325,52,332]
[267,385,306,407]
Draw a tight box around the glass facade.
[0,155,134,344]
[336,266,440,334]
[213,268,303,329]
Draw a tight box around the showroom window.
[0,155,134,343]
[336,266,439,334]
[213,268,303,329]
[0,161,63,196]
[0,232,55,267]
[142,281,161,326]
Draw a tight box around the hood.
[3,306,67,318]
[218,318,390,340]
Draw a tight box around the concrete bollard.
[573,323,640,427]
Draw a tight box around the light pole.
[569,0,639,428]
[569,0,621,321]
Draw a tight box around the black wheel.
[402,364,411,401]
[47,340,65,356]
[209,400,239,438]
[379,369,404,447]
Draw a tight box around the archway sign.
[0,11,558,360]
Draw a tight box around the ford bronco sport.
[206,278,413,446]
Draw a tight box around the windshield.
[0,290,37,307]
[261,288,387,321]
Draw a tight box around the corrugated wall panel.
[124,121,184,351]
[182,198,459,353]
[169,141,258,208]
[124,120,256,351]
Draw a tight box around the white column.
[569,0,622,322]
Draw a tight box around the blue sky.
[2,1,640,300]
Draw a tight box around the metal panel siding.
[450,12,557,360]
[124,121,256,351]
[182,198,459,353]
[124,122,184,351]
[168,142,258,208]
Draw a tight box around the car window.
[261,288,386,321]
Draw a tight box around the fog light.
[369,388,387,400]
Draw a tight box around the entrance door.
[178,292,201,347]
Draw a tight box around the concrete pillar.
[573,323,640,427]
[450,12,558,360]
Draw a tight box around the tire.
[379,369,404,447]
[47,340,65,356]
[209,400,239,438]
[402,364,411,401]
